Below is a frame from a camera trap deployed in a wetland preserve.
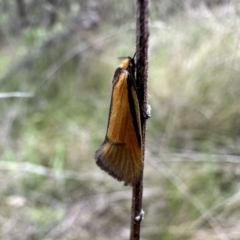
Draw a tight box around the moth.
[94,56,143,186]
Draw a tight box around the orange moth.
[95,56,143,186]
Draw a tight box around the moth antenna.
[133,52,137,60]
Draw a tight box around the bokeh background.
[1,0,240,239]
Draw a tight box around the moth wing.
[95,69,142,185]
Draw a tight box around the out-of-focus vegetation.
[1,0,240,239]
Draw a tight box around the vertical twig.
[130,0,149,239]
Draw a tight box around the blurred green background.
[1,0,240,239]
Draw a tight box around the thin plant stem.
[130,0,149,239]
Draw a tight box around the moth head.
[118,56,135,70]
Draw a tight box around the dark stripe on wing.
[127,75,142,147]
